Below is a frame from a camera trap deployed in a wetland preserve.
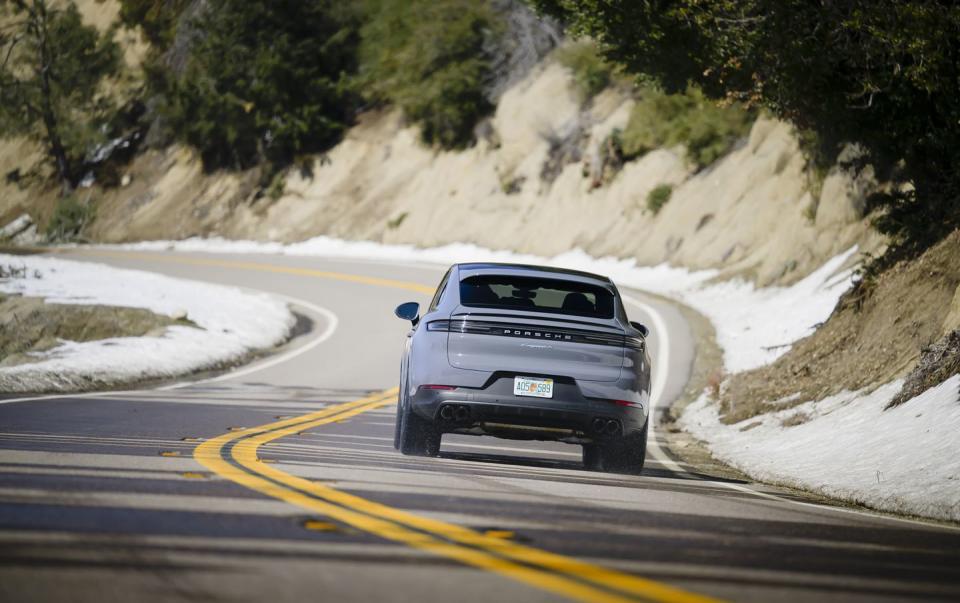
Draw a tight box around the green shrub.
[646,184,673,215]
[265,171,286,201]
[554,41,613,102]
[358,0,499,149]
[621,87,753,169]
[118,0,190,49]
[47,196,94,242]
[386,212,408,229]
[162,0,362,170]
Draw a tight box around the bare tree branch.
[0,32,24,72]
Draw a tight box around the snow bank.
[680,376,960,522]
[0,254,294,392]
[115,236,857,372]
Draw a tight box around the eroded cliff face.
[94,60,876,285]
[277,60,879,286]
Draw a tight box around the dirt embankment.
[0,294,184,367]
[88,60,880,287]
[1,51,881,288]
[721,229,960,423]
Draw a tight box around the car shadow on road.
[437,449,754,486]
[438,450,581,471]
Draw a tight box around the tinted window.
[459,275,614,319]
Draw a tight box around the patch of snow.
[0,254,294,392]
[1,214,33,238]
[680,377,960,522]
[113,236,856,372]
[87,133,137,164]
[679,248,858,372]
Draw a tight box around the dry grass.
[706,369,725,400]
[781,412,810,427]
[887,329,960,408]
[0,294,193,366]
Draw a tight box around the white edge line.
[0,292,339,404]
[620,293,691,477]
[159,293,338,388]
[622,293,960,533]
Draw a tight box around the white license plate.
[514,376,554,399]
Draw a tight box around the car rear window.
[459,274,615,319]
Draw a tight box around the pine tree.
[0,0,120,192]
[162,0,361,170]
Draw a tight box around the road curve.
[0,248,957,603]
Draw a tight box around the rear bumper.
[409,377,648,442]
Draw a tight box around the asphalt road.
[1,249,958,603]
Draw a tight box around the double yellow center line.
[72,250,720,602]
[195,388,720,603]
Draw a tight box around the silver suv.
[393,263,651,474]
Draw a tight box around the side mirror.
[630,321,649,338]
[395,301,420,326]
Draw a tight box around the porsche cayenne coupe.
[393,263,651,473]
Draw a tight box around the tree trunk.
[33,0,72,194]
[39,93,72,194]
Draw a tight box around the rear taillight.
[420,384,456,391]
[609,399,642,408]
[426,320,451,331]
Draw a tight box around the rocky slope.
[63,59,877,287]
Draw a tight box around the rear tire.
[598,422,647,474]
[394,366,407,450]
[398,405,441,457]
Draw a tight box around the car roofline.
[454,262,613,285]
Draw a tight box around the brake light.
[610,399,641,407]
[421,384,456,391]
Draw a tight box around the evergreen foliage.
[359,0,499,149]
[531,0,960,262]
[117,0,187,49]
[111,0,509,167]
[554,40,612,102]
[646,184,673,215]
[160,0,361,170]
[620,87,753,169]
